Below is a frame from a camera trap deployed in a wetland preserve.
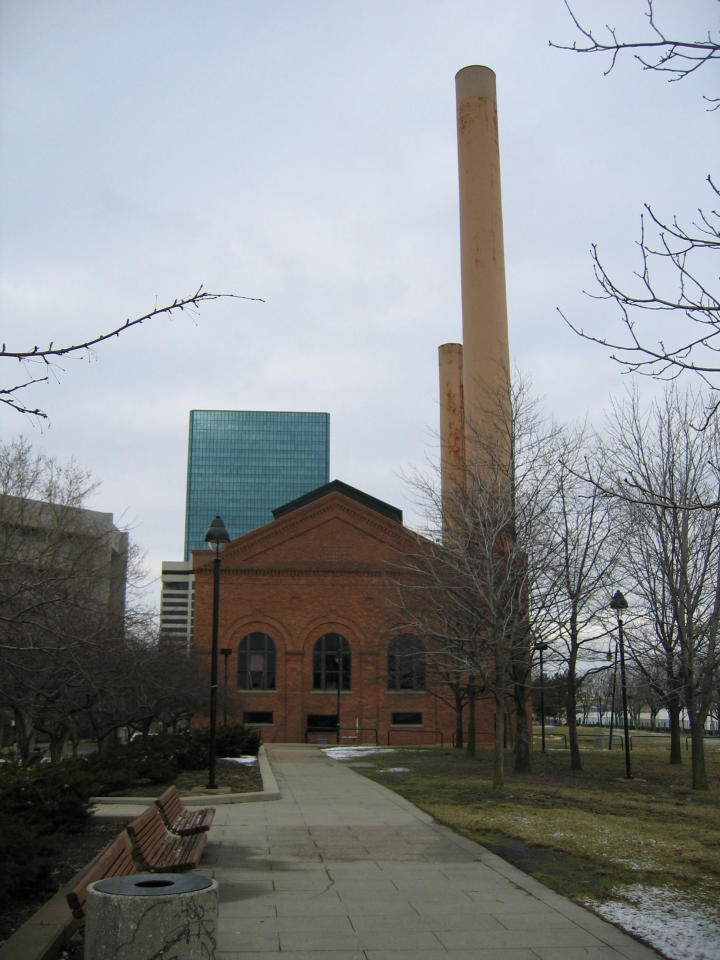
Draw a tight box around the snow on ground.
[322,746,397,761]
[588,887,720,960]
[221,755,257,765]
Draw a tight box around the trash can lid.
[93,873,214,896]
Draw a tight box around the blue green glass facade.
[184,410,330,559]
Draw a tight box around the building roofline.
[271,480,402,524]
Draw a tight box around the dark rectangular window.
[243,711,273,725]
[306,713,338,729]
[392,712,422,726]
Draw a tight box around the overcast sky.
[1,0,715,612]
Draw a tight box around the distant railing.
[387,728,444,747]
[532,730,716,752]
[305,726,378,745]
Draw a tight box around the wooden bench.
[155,786,215,836]
[125,804,207,872]
[66,831,137,925]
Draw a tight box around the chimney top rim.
[455,65,496,103]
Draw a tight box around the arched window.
[237,632,276,690]
[387,635,426,691]
[313,633,351,690]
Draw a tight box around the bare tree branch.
[554,4,720,392]
[1,286,264,418]
[551,0,720,106]
[559,177,720,389]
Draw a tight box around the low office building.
[0,493,128,615]
[192,481,496,746]
[159,561,195,649]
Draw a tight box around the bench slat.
[126,804,207,872]
[66,832,136,922]
[155,785,215,836]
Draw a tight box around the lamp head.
[205,516,230,554]
[205,515,230,547]
[610,590,628,612]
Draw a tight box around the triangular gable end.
[208,484,415,570]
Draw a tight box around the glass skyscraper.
[183,410,330,558]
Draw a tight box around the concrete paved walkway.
[202,743,660,959]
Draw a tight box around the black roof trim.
[272,480,403,524]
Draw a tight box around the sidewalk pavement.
[200,743,661,960]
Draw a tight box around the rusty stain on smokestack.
[455,65,511,469]
[439,342,465,530]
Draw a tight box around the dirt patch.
[104,758,262,797]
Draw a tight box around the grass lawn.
[336,733,720,922]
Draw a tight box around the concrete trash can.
[85,873,218,959]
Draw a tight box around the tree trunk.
[566,672,582,771]
[567,618,582,771]
[513,671,531,773]
[466,678,476,758]
[454,685,464,749]
[49,729,68,763]
[13,709,34,761]
[667,699,683,765]
[493,692,505,789]
[690,715,708,790]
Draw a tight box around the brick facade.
[192,483,497,746]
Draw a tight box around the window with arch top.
[313,633,351,690]
[237,632,276,690]
[387,634,426,691]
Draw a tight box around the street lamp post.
[610,590,632,779]
[336,650,343,745]
[607,640,618,751]
[535,642,549,753]
[220,647,232,727]
[205,515,230,790]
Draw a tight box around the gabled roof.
[272,479,402,525]
[192,479,413,574]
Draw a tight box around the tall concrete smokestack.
[455,66,511,466]
[438,342,465,528]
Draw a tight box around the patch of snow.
[220,755,257,765]
[381,767,410,774]
[322,746,396,761]
[588,885,720,960]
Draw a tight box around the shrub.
[174,724,260,770]
[0,760,93,903]
[0,816,58,902]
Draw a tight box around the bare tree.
[554,3,720,402]
[395,376,561,787]
[0,438,128,757]
[605,385,720,789]
[537,429,621,771]
[1,287,263,418]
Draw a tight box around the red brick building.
[192,481,496,746]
